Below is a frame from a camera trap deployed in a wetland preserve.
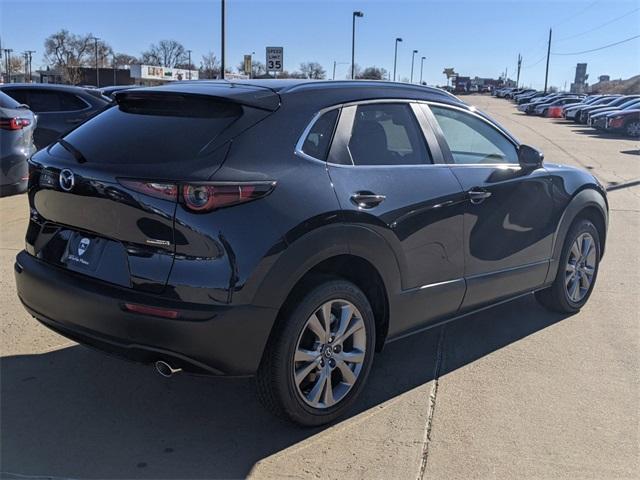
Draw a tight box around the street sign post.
[266,47,283,75]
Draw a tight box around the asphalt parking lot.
[1,94,638,480]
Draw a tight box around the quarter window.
[348,103,430,166]
[301,109,338,160]
[430,106,517,165]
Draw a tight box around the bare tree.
[357,66,388,80]
[299,62,326,80]
[44,29,96,84]
[141,40,187,67]
[199,51,220,79]
[112,53,138,67]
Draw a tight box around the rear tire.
[256,278,375,426]
[536,219,600,313]
[625,121,640,138]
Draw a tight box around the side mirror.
[518,144,544,169]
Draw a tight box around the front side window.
[25,91,63,112]
[348,103,430,166]
[430,106,517,165]
[301,109,338,160]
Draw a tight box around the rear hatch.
[26,82,279,293]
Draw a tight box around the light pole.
[351,11,364,79]
[187,49,192,80]
[420,56,426,85]
[90,36,100,86]
[221,0,226,79]
[393,38,402,81]
[410,49,418,83]
[112,53,117,85]
[332,61,349,80]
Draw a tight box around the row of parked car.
[493,87,640,138]
[0,83,138,196]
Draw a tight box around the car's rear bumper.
[14,250,278,375]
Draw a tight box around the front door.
[423,104,556,310]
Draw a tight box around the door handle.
[351,192,386,209]
[468,188,492,205]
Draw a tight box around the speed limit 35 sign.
[266,47,283,73]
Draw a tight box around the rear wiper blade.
[57,139,87,163]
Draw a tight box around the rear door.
[423,103,555,310]
[323,101,466,336]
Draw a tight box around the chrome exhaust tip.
[155,360,182,378]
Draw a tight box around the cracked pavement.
[1,95,638,479]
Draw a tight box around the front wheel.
[257,278,375,426]
[625,121,640,138]
[536,219,601,313]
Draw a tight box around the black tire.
[256,278,376,426]
[535,218,601,313]
[625,121,640,138]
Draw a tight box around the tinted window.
[430,106,517,165]
[60,94,242,165]
[348,103,430,166]
[3,89,29,106]
[25,91,62,112]
[0,91,21,109]
[59,92,89,110]
[301,109,338,160]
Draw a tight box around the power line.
[556,6,640,42]
[521,54,547,69]
[552,0,600,28]
[552,34,640,55]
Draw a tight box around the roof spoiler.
[115,83,280,111]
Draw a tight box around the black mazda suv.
[15,80,608,426]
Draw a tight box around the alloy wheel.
[293,299,366,409]
[626,121,640,137]
[565,232,597,303]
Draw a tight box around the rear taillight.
[0,117,31,130]
[609,117,624,128]
[182,182,276,212]
[119,179,275,212]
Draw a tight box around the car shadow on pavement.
[0,295,568,479]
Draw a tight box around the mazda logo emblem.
[59,169,75,192]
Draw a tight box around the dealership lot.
[0,94,638,479]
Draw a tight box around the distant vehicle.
[585,96,640,125]
[534,97,583,116]
[519,94,569,114]
[0,91,36,196]
[516,91,544,104]
[14,80,608,426]
[574,96,625,124]
[99,85,139,99]
[563,95,616,120]
[0,84,110,150]
[604,109,640,137]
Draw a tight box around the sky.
[1,0,639,89]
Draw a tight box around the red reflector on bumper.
[124,303,179,319]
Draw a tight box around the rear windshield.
[57,94,242,164]
[0,91,21,109]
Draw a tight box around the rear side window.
[24,91,61,112]
[3,90,29,106]
[301,109,338,160]
[60,93,242,165]
[348,103,430,166]
[59,92,89,110]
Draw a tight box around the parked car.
[1,91,37,196]
[590,99,640,129]
[586,96,640,125]
[15,80,608,426]
[574,96,625,124]
[534,96,583,116]
[516,91,545,104]
[604,109,640,137]
[563,95,611,120]
[0,84,110,150]
[519,94,568,114]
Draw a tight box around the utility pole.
[420,56,426,85]
[393,37,402,81]
[351,11,364,79]
[23,52,29,80]
[26,50,35,82]
[516,53,522,89]
[187,49,192,80]
[4,48,13,82]
[544,28,552,93]
[221,0,226,79]
[112,53,117,85]
[410,49,418,83]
